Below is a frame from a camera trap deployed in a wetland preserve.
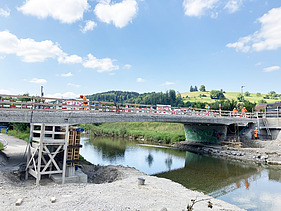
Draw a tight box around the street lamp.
[241,85,245,95]
[241,85,245,103]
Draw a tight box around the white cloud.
[162,81,175,86]
[136,77,144,82]
[94,0,138,28]
[255,62,262,66]
[0,89,11,94]
[224,0,242,13]
[227,7,281,52]
[58,54,83,64]
[0,31,63,62]
[83,53,119,72]
[18,0,89,24]
[45,92,78,99]
[263,66,280,72]
[123,64,132,69]
[81,20,97,33]
[29,78,47,84]
[183,0,218,17]
[0,31,121,73]
[0,8,10,17]
[67,82,81,88]
[61,72,73,77]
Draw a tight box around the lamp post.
[241,85,245,95]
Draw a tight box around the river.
[80,136,281,211]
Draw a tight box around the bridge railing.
[0,94,255,118]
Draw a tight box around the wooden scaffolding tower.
[25,123,69,185]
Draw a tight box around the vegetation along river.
[80,136,281,211]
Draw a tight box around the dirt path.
[0,134,244,211]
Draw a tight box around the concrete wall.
[184,124,227,144]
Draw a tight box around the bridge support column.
[184,124,227,144]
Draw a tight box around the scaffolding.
[25,123,69,185]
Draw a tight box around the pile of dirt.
[81,164,124,184]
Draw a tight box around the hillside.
[181,91,278,104]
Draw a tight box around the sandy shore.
[0,133,244,211]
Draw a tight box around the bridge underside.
[184,124,227,144]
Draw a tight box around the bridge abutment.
[184,124,227,144]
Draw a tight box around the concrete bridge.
[0,94,258,143]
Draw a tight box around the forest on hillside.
[86,90,256,111]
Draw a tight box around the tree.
[190,86,194,92]
[199,85,206,92]
[210,90,225,99]
[258,99,267,104]
[256,93,261,97]
[237,93,244,102]
[194,86,198,91]
[243,100,255,112]
[244,91,250,97]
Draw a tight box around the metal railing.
[0,94,255,118]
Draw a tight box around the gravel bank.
[173,139,281,167]
[0,134,243,211]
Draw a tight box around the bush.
[210,90,225,99]
[244,91,250,96]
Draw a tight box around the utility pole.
[41,86,44,97]
[241,85,245,102]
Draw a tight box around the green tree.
[194,86,198,91]
[210,90,225,99]
[258,99,267,104]
[244,91,250,97]
[190,86,194,92]
[243,100,255,112]
[237,93,244,102]
[256,93,261,97]
[199,85,206,92]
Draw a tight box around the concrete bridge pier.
[184,124,227,144]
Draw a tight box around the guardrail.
[0,94,255,118]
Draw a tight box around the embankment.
[80,122,186,144]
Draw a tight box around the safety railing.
[0,94,255,118]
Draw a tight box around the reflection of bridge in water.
[156,152,260,197]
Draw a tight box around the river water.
[80,136,281,211]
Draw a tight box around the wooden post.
[25,123,34,180]
[36,123,45,186]
[62,124,69,184]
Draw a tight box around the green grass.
[181,91,278,104]
[0,142,3,150]
[8,130,30,142]
[81,122,185,144]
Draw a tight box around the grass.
[8,130,30,142]
[81,122,186,144]
[181,91,278,104]
[0,142,3,150]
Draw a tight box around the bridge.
[0,94,257,143]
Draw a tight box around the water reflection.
[145,153,154,167]
[80,136,186,175]
[80,136,281,211]
[156,152,259,195]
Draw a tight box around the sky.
[0,0,281,98]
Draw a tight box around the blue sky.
[0,0,280,98]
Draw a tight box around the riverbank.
[0,133,243,211]
[173,139,281,167]
[81,122,186,144]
